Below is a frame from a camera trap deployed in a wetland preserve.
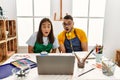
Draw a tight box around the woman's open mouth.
[45,32,48,33]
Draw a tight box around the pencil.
[78,68,95,77]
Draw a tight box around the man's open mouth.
[65,28,69,31]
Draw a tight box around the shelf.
[6,20,16,38]
[7,38,17,52]
[0,40,6,44]
[0,20,6,41]
[0,42,7,62]
[0,36,17,44]
[7,36,17,41]
[0,20,17,62]
[7,51,15,58]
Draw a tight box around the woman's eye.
[48,26,51,28]
[43,26,46,28]
[47,24,51,28]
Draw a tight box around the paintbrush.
[74,46,96,68]
[83,46,96,62]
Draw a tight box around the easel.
[54,0,68,21]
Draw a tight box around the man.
[58,15,88,53]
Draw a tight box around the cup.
[102,60,116,76]
[77,58,85,68]
[96,45,103,63]
[40,51,48,56]
[96,54,102,63]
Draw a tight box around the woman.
[26,18,59,53]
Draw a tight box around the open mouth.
[43,32,49,36]
[44,32,49,35]
[65,28,69,31]
[45,32,48,34]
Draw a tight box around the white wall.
[103,0,120,59]
[0,0,16,20]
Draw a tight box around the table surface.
[2,52,120,80]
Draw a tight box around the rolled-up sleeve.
[26,32,37,46]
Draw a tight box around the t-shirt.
[58,28,88,45]
[26,32,59,49]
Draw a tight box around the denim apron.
[34,42,53,53]
[64,30,82,53]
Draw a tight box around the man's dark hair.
[64,15,73,21]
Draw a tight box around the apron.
[34,42,53,53]
[64,30,82,53]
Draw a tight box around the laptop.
[36,55,75,75]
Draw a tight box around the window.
[16,0,50,46]
[17,0,106,47]
[34,0,50,16]
[73,0,88,17]
[72,0,106,46]
[17,18,33,46]
[17,0,33,16]
[73,18,88,34]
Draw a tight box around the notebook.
[11,58,37,69]
[36,55,75,75]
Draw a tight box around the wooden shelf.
[0,40,6,44]
[0,19,17,62]
[6,20,16,38]
[0,36,17,44]
[7,36,17,41]
[7,51,15,58]
[0,42,7,62]
[7,38,17,52]
[0,20,6,41]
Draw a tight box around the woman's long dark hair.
[36,18,54,44]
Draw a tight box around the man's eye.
[63,23,71,26]
[63,23,67,25]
